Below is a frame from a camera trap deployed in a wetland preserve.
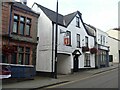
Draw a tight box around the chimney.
[20,0,27,5]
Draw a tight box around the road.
[46,69,118,88]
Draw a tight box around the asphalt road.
[47,69,119,88]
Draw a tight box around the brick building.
[1,1,39,78]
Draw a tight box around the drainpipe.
[8,2,13,44]
[51,22,54,78]
[54,0,58,79]
[95,29,99,68]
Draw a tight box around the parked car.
[0,65,11,79]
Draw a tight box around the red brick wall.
[2,2,10,35]
[2,2,39,65]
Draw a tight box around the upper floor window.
[26,18,31,36]
[13,15,19,33]
[66,31,71,46]
[76,16,80,27]
[12,14,32,36]
[103,36,105,45]
[77,34,80,48]
[25,47,30,65]
[20,16,25,35]
[85,36,88,47]
[100,35,106,45]
[100,35,102,45]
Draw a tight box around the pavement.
[1,63,119,90]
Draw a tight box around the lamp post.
[54,0,58,79]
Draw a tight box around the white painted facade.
[32,4,95,74]
[96,29,109,46]
[107,30,120,63]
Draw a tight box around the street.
[46,69,118,88]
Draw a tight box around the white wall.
[57,54,72,74]
[58,14,95,53]
[108,37,119,63]
[58,14,95,68]
[32,5,96,73]
[107,30,119,63]
[32,4,54,72]
[96,29,109,46]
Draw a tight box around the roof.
[84,24,96,37]
[35,3,64,26]
[34,3,81,27]
[113,28,120,31]
[33,3,95,37]
[10,2,39,16]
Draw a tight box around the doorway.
[73,56,79,72]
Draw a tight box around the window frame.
[12,14,32,37]
[25,18,31,36]
[76,16,80,28]
[66,31,71,46]
[85,36,88,47]
[77,34,80,48]
[18,46,24,64]
[84,53,91,67]
[13,14,19,33]
[19,16,25,35]
[25,47,30,65]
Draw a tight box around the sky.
[17,0,119,31]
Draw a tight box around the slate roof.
[33,3,95,37]
[34,3,80,27]
[11,2,39,15]
[64,11,78,26]
[84,24,96,37]
[35,3,64,26]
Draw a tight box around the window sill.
[84,66,91,67]
[66,45,72,47]
[11,33,32,38]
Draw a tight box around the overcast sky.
[17,0,119,31]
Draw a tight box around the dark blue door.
[73,56,79,72]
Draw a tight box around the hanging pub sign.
[64,34,70,45]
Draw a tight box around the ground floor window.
[2,54,8,63]
[25,47,30,65]
[2,45,32,65]
[99,50,107,65]
[84,53,90,67]
[11,53,17,64]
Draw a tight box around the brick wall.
[2,2,39,65]
[2,2,10,35]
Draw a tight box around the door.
[73,56,79,72]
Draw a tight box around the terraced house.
[1,1,39,78]
[32,3,96,76]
